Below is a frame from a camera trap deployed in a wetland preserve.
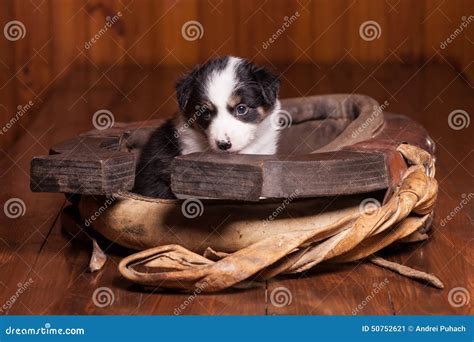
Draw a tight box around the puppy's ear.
[253,66,281,106]
[175,71,195,112]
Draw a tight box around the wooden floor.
[0,61,472,315]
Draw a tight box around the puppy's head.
[176,56,280,153]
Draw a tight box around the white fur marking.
[179,56,281,155]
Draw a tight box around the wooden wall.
[0,0,473,149]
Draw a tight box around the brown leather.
[116,144,441,292]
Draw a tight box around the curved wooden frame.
[30,94,434,200]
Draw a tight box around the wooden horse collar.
[30,94,435,201]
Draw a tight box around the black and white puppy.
[133,56,281,198]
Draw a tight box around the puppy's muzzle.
[217,140,232,151]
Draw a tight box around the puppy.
[133,56,281,198]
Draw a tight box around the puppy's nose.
[217,140,232,151]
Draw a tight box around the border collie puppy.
[133,56,281,198]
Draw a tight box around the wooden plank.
[171,150,388,200]
[30,136,136,194]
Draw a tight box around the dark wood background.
[1,0,473,149]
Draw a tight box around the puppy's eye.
[236,104,249,116]
[203,112,211,120]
